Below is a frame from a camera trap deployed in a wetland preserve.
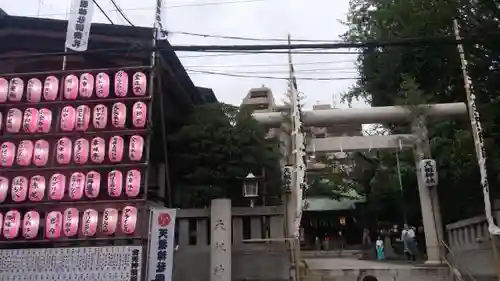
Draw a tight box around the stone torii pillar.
[412,116,444,264]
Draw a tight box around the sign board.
[418,158,438,187]
[0,246,141,281]
[65,0,95,51]
[147,208,177,281]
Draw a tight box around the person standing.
[401,224,417,261]
[375,236,385,260]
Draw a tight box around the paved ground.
[304,257,421,270]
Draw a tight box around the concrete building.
[241,85,276,113]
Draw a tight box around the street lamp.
[243,172,259,207]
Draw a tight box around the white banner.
[154,0,168,40]
[65,0,95,52]
[147,208,176,281]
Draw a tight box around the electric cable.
[108,0,135,26]
[188,68,358,74]
[169,30,344,43]
[182,59,356,67]
[29,0,266,17]
[92,0,114,24]
[178,53,258,58]
[0,32,494,61]
[186,69,359,81]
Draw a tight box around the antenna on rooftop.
[332,93,337,108]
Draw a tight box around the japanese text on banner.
[147,208,176,281]
[155,0,168,40]
[65,0,95,51]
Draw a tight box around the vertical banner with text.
[154,0,168,40]
[65,0,95,51]
[147,208,177,281]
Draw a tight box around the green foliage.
[167,103,282,208]
[342,0,500,223]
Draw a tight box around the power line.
[186,69,359,81]
[169,30,343,43]
[167,0,265,8]
[178,50,361,54]
[29,0,266,18]
[178,53,258,58]
[92,0,114,24]
[108,0,135,26]
[182,59,356,67]
[0,32,493,61]
[188,68,358,74]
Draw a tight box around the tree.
[341,0,500,223]
[167,103,282,208]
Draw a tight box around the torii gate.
[253,102,467,264]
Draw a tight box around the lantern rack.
[0,65,159,248]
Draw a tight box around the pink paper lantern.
[16,140,34,166]
[60,105,76,132]
[68,172,85,200]
[26,78,42,103]
[107,170,123,197]
[33,139,49,167]
[11,176,28,202]
[73,138,89,164]
[114,70,129,97]
[49,173,66,200]
[129,135,144,161]
[95,72,110,98]
[132,101,147,128]
[108,136,124,163]
[43,76,59,101]
[79,73,94,98]
[125,169,141,197]
[8,78,24,102]
[0,177,9,203]
[0,77,8,103]
[0,141,16,167]
[121,206,137,234]
[22,211,40,239]
[81,209,98,237]
[75,105,91,131]
[6,108,23,133]
[63,208,79,237]
[36,108,52,133]
[45,211,63,239]
[3,210,21,239]
[102,208,118,235]
[132,72,147,96]
[28,175,46,202]
[93,104,108,129]
[64,74,79,100]
[90,137,105,163]
[111,102,127,128]
[56,137,72,165]
[85,171,101,199]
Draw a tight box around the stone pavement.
[301,257,451,281]
[304,257,419,270]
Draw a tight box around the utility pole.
[453,19,500,280]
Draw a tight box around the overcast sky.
[1,0,368,109]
